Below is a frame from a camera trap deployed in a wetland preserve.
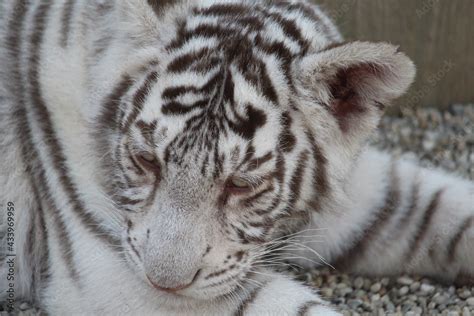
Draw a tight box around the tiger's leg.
[233,270,340,316]
[290,148,474,283]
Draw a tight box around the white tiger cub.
[0,0,473,315]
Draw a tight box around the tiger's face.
[96,0,415,303]
[113,56,318,301]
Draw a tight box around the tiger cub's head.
[96,0,415,303]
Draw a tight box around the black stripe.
[297,301,322,315]
[143,176,161,209]
[135,120,158,146]
[278,112,296,152]
[196,3,248,17]
[118,195,143,206]
[166,24,240,51]
[253,151,286,217]
[234,282,267,316]
[396,176,421,228]
[244,152,274,172]
[162,99,208,115]
[287,150,309,208]
[447,216,473,263]
[241,185,275,208]
[259,150,310,234]
[212,133,222,179]
[97,75,134,131]
[264,10,310,54]
[147,0,177,17]
[167,47,212,73]
[333,161,400,270]
[405,189,444,260]
[125,142,145,176]
[254,35,295,91]
[35,197,50,298]
[227,103,267,140]
[280,2,338,41]
[59,0,76,47]
[235,53,279,105]
[115,141,133,186]
[122,71,159,132]
[25,208,38,293]
[195,4,264,32]
[305,129,329,212]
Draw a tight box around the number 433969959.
[6,202,15,252]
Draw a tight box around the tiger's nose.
[146,269,201,293]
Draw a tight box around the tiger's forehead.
[150,0,335,114]
[136,65,284,164]
[131,0,339,171]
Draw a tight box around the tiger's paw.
[237,271,341,315]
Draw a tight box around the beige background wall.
[313,0,474,113]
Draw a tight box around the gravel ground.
[1,105,473,315]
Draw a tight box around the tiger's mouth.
[142,270,252,308]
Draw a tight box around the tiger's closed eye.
[225,177,253,194]
[136,152,161,174]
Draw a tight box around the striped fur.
[0,0,472,314]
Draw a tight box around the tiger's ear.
[297,41,415,141]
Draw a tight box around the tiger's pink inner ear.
[298,41,416,135]
[327,63,387,133]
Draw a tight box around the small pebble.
[371,283,382,293]
[353,277,364,289]
[434,294,450,305]
[371,293,381,302]
[321,287,333,298]
[420,283,436,294]
[381,278,391,287]
[410,282,421,292]
[347,299,363,309]
[397,276,414,286]
[399,286,409,296]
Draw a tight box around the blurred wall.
[313,0,474,113]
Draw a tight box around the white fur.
[0,1,472,315]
